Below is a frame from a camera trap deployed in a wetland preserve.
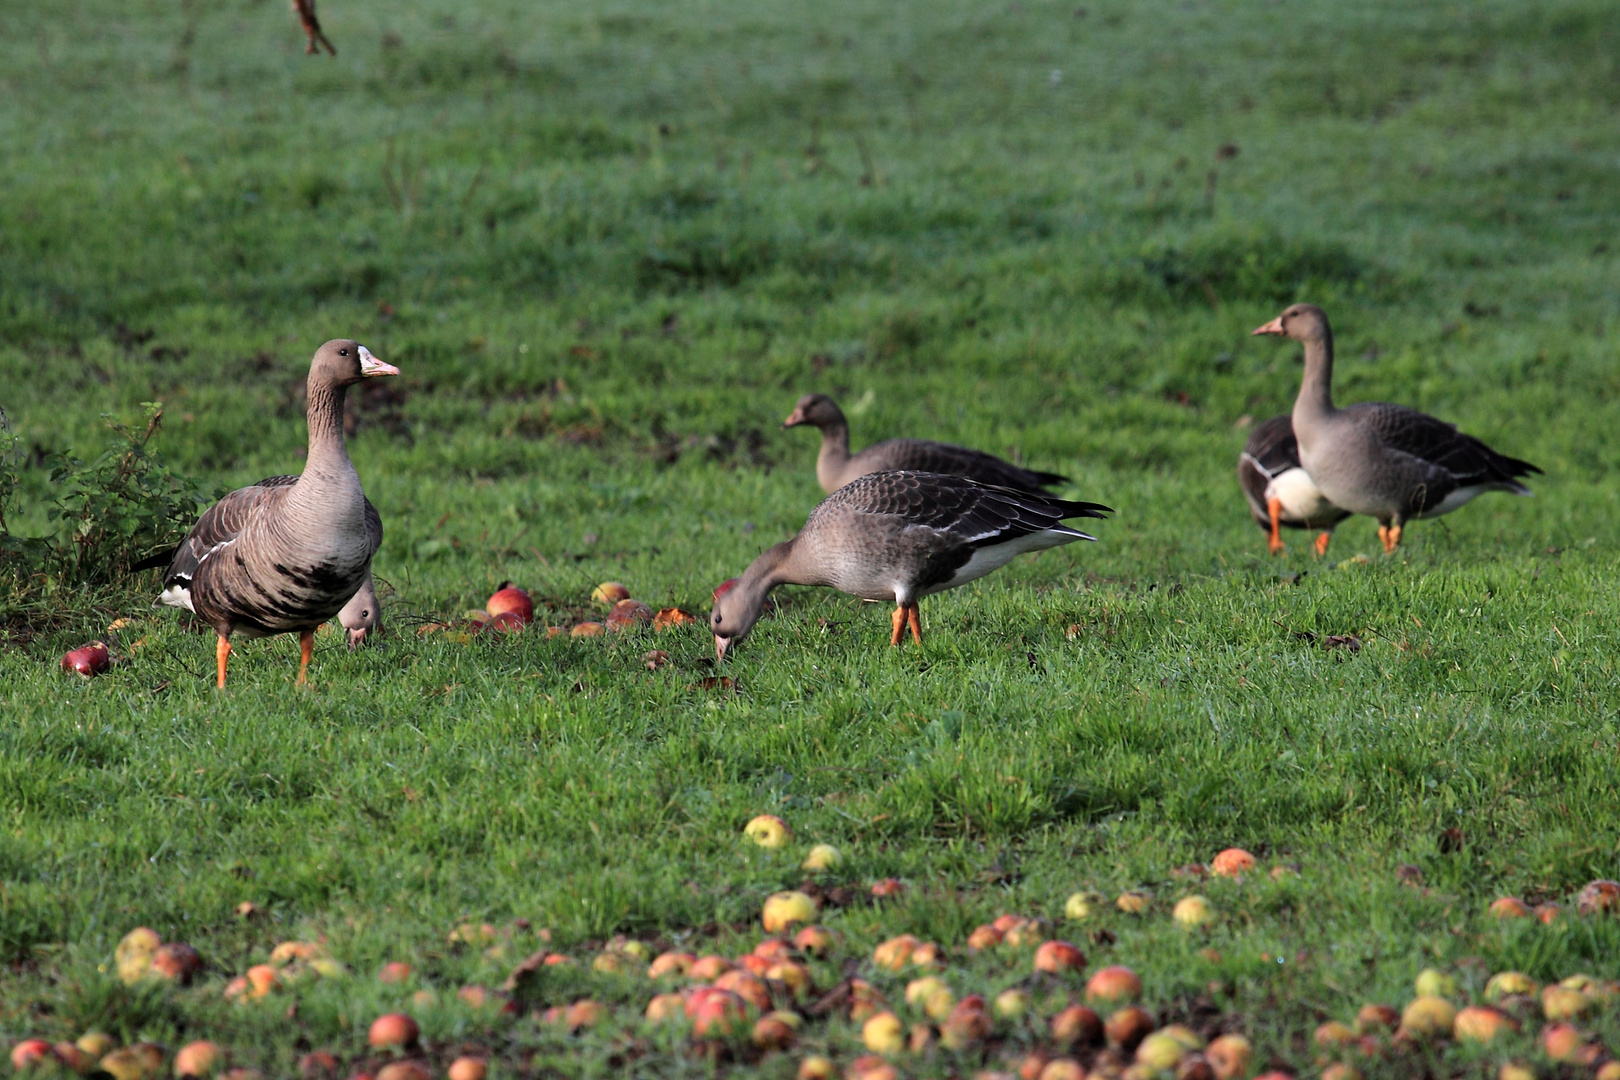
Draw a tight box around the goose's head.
[311,339,399,387]
[782,393,845,430]
[1251,304,1331,344]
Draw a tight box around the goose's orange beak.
[782,407,806,429]
[1251,316,1285,336]
[358,345,399,377]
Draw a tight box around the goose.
[783,393,1069,494]
[337,570,380,647]
[1254,304,1539,552]
[1237,414,1349,556]
[156,339,396,686]
[709,470,1110,659]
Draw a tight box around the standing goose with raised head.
[1237,414,1349,556]
[157,339,397,686]
[1253,304,1539,552]
[710,470,1110,659]
[783,393,1070,494]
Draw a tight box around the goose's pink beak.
[358,345,399,377]
[1251,316,1285,336]
[782,407,806,429]
[714,635,731,663]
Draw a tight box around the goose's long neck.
[815,422,852,492]
[1293,330,1337,432]
[733,540,797,632]
[301,378,357,481]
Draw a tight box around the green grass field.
[4,0,1620,1076]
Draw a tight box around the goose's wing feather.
[363,495,383,557]
[1240,415,1300,477]
[827,470,1110,548]
[1350,403,1541,486]
[160,476,297,592]
[860,439,1068,490]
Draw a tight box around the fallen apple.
[1597,1062,1620,1080]
[115,927,162,985]
[76,1034,116,1060]
[1354,1004,1400,1032]
[1116,890,1150,914]
[1541,1022,1589,1063]
[1498,1063,1535,1080]
[689,954,732,980]
[62,641,111,679]
[765,961,810,998]
[797,1056,835,1080]
[1453,1006,1517,1043]
[714,969,771,1010]
[591,582,631,605]
[870,877,906,899]
[1050,1005,1103,1047]
[1172,895,1215,929]
[967,924,1004,950]
[1313,1022,1354,1047]
[872,934,920,971]
[1033,940,1086,974]
[1086,966,1143,1005]
[1577,879,1620,915]
[1210,848,1257,878]
[565,999,604,1029]
[761,891,818,933]
[648,951,696,978]
[1542,985,1591,1020]
[446,1059,486,1080]
[1105,1006,1155,1049]
[482,611,526,634]
[1319,1066,1359,1080]
[99,1049,150,1080]
[745,814,792,847]
[862,1011,905,1054]
[456,985,495,1009]
[1063,892,1101,921]
[1178,1053,1216,1080]
[245,964,278,998]
[606,598,654,631]
[10,1041,54,1072]
[849,978,888,1022]
[940,996,992,1050]
[752,1014,796,1050]
[802,843,842,871]
[1002,921,1044,948]
[151,943,202,984]
[1488,897,1531,919]
[570,621,605,637]
[909,941,943,967]
[485,583,533,624]
[378,962,412,984]
[1484,971,1537,1000]
[734,952,771,975]
[994,988,1032,1019]
[645,992,686,1021]
[1205,1034,1252,1080]
[367,1013,419,1050]
[905,976,950,1009]
[793,925,833,954]
[1413,967,1456,998]
[175,1041,224,1078]
[51,1042,91,1074]
[1399,996,1456,1039]
[1036,1060,1084,1080]
[652,607,697,629]
[375,1064,431,1080]
[847,1056,899,1080]
[1136,1032,1186,1071]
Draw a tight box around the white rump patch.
[925,527,1090,596]
[1266,467,1335,523]
[158,584,195,612]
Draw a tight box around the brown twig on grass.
[291,0,336,55]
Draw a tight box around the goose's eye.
[339,348,350,356]
[360,609,370,619]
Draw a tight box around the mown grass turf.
[3,0,1620,1075]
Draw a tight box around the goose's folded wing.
[833,471,1110,547]
[161,477,296,589]
[1354,404,1540,485]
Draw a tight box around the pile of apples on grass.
[417,581,695,643]
[14,848,1620,1080]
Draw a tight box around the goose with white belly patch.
[1237,414,1349,556]
[1253,304,1539,553]
[709,470,1111,659]
[156,338,397,686]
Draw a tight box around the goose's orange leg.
[905,604,923,645]
[1377,524,1389,550]
[1313,531,1332,557]
[890,606,906,646]
[215,636,231,689]
[1267,498,1285,555]
[296,629,315,685]
[1383,523,1403,553]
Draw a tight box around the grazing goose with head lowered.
[1237,414,1349,556]
[157,339,397,686]
[1254,304,1539,552]
[783,393,1069,494]
[709,470,1110,659]
[338,570,380,647]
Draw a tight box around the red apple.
[375,1064,431,1080]
[752,1014,797,1050]
[485,583,533,624]
[447,1059,486,1080]
[1489,896,1531,918]
[689,954,732,980]
[570,622,604,637]
[1105,1006,1156,1049]
[592,582,632,605]
[62,641,112,678]
[1210,848,1257,877]
[1050,1005,1104,1047]
[967,924,1003,950]
[1086,965,1143,1004]
[378,962,412,983]
[793,926,833,955]
[687,987,746,1037]
[1577,879,1620,915]
[367,1013,419,1049]
[713,970,770,1010]
[152,942,203,984]
[10,1041,54,1072]
[482,611,526,634]
[606,599,654,631]
[648,951,696,978]
[1354,1004,1400,1032]
[870,877,906,898]
[653,607,696,629]
[175,1041,224,1078]
[1034,940,1086,974]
